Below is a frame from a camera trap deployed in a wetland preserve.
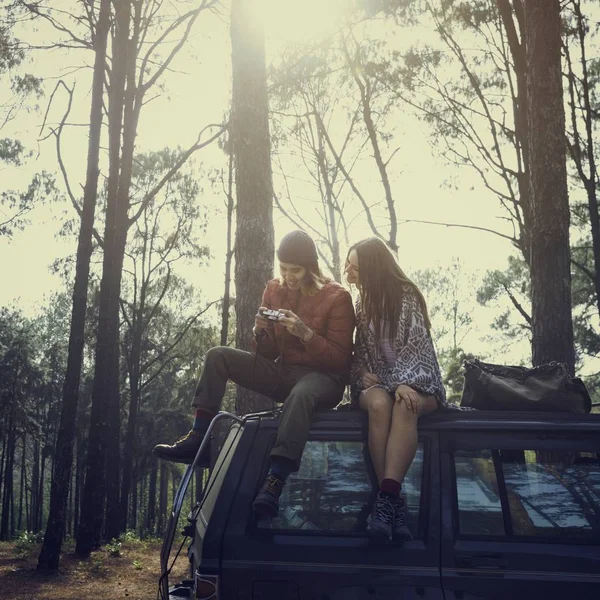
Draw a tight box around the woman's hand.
[395,384,421,414]
[361,371,380,388]
[277,309,314,343]
[254,306,272,336]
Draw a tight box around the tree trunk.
[569,0,600,318]
[157,463,167,536]
[18,434,25,532]
[105,0,143,539]
[497,0,531,261]
[524,0,575,372]
[30,438,39,533]
[77,0,131,556]
[37,444,46,533]
[0,406,15,540]
[38,0,110,569]
[221,151,235,346]
[0,436,6,524]
[131,461,138,531]
[67,466,73,539]
[120,370,140,532]
[73,432,82,539]
[230,0,275,414]
[146,457,158,534]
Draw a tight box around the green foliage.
[0,171,58,238]
[106,539,122,557]
[0,137,25,165]
[120,529,141,544]
[441,347,475,404]
[0,18,43,167]
[13,530,43,557]
[413,259,476,352]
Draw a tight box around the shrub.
[106,539,122,557]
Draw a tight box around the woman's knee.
[362,390,393,419]
[393,398,418,424]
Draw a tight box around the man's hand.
[395,384,420,414]
[277,309,314,343]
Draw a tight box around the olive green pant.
[193,346,344,469]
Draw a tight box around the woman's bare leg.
[383,394,438,484]
[359,388,394,483]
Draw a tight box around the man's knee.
[204,345,236,369]
[289,372,343,408]
[205,345,227,361]
[284,390,319,414]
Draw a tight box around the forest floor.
[0,535,188,600]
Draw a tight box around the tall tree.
[77,0,222,555]
[524,0,575,371]
[37,0,110,570]
[230,0,275,413]
[563,0,600,318]
[118,149,210,531]
[219,147,235,346]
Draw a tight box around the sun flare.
[259,0,351,45]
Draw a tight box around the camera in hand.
[260,308,285,321]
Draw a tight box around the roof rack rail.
[158,408,282,600]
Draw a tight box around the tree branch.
[127,124,226,226]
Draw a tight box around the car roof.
[247,407,600,433]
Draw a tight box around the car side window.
[454,446,600,542]
[259,440,425,535]
[454,449,505,536]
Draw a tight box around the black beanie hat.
[277,230,319,267]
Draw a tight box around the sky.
[0,0,593,372]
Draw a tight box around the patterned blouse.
[350,285,447,407]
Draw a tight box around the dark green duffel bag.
[460,359,592,414]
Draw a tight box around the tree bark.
[497,0,531,261]
[30,438,39,534]
[221,151,235,346]
[568,0,600,318]
[18,434,25,532]
[157,463,167,536]
[524,0,575,372]
[0,404,15,540]
[76,0,132,556]
[230,0,275,414]
[146,457,158,534]
[38,0,110,569]
[131,461,138,531]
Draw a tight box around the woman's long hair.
[347,237,431,344]
[300,261,327,296]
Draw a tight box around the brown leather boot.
[152,430,208,464]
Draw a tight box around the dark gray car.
[161,409,600,600]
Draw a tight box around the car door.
[222,424,444,600]
[440,428,600,600]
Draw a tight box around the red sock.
[380,478,401,497]
[193,408,216,431]
[195,408,215,419]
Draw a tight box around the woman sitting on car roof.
[345,237,447,542]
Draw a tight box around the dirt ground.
[0,538,189,600]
